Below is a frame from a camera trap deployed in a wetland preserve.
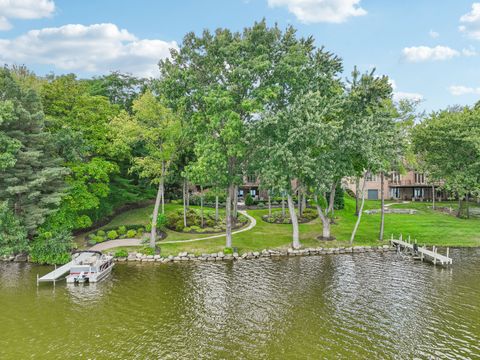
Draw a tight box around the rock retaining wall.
[113,245,397,263]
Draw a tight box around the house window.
[391,171,401,184]
[365,172,377,182]
[390,187,400,199]
[238,189,244,197]
[250,189,257,197]
[247,174,256,183]
[414,173,425,184]
[414,188,424,198]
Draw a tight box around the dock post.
[36,274,39,286]
[433,246,437,265]
[420,247,424,262]
[446,247,450,259]
[399,234,402,242]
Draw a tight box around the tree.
[0,68,69,234]
[413,107,480,218]
[111,91,181,248]
[0,201,28,256]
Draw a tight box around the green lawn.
[84,196,480,256]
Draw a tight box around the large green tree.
[0,68,68,234]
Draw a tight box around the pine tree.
[0,68,68,235]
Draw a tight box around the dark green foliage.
[0,68,69,234]
[245,193,254,206]
[0,201,28,255]
[140,246,155,256]
[114,249,128,258]
[224,247,233,255]
[29,230,73,265]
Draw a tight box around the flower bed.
[262,208,318,224]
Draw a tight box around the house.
[345,171,445,201]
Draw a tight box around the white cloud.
[449,85,480,96]
[429,30,439,38]
[267,0,366,23]
[393,91,424,102]
[389,79,423,102]
[0,0,55,30]
[459,3,480,39]
[0,23,177,77]
[402,45,460,62]
[462,46,477,56]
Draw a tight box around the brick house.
[345,171,445,201]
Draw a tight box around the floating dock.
[37,252,91,284]
[391,234,453,266]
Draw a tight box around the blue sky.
[1,0,480,111]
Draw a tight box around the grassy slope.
[87,197,480,256]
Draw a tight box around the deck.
[391,235,452,266]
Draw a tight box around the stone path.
[89,210,257,251]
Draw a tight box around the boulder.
[14,254,27,262]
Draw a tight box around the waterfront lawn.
[90,196,480,256]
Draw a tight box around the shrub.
[140,246,155,255]
[145,223,152,232]
[224,247,233,255]
[245,193,254,206]
[94,235,105,243]
[271,201,279,205]
[114,249,128,258]
[97,230,106,237]
[257,203,265,208]
[126,229,137,238]
[156,213,167,230]
[183,227,192,232]
[117,225,127,235]
[29,230,73,265]
[107,230,118,240]
[204,227,215,232]
[190,225,200,232]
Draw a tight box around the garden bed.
[262,208,318,224]
[166,208,248,234]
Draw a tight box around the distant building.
[345,171,445,201]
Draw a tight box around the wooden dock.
[391,234,453,266]
[37,252,91,284]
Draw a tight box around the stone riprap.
[112,245,396,263]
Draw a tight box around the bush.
[224,247,233,255]
[140,246,155,255]
[94,235,105,243]
[107,230,118,240]
[257,203,265,208]
[97,230,106,237]
[126,229,137,238]
[114,249,128,258]
[245,193,254,206]
[29,230,73,265]
[117,225,127,235]
[145,223,152,232]
[0,201,28,256]
[183,227,192,232]
[190,225,200,232]
[156,213,167,230]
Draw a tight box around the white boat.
[66,251,114,284]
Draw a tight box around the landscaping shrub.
[114,249,128,258]
[126,229,137,238]
[140,246,155,255]
[94,235,105,243]
[262,208,318,224]
[30,230,73,265]
[183,227,192,232]
[224,247,233,255]
[97,230,106,237]
[156,213,167,230]
[107,230,118,240]
[245,193,254,206]
[117,225,127,235]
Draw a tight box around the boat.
[66,251,114,284]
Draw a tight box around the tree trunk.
[302,193,307,212]
[160,161,165,215]
[432,184,435,210]
[183,179,187,227]
[327,181,337,215]
[281,192,286,217]
[268,193,272,217]
[466,193,470,219]
[314,194,330,239]
[457,194,462,218]
[150,182,162,249]
[379,172,385,241]
[355,176,360,216]
[215,195,219,224]
[233,185,238,219]
[200,185,204,228]
[350,172,368,245]
[225,184,234,248]
[287,193,300,249]
[297,188,301,216]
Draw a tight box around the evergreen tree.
[0,68,68,234]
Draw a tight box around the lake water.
[1,249,479,359]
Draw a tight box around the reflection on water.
[0,249,479,359]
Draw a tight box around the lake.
[1,249,479,359]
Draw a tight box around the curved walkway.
[89,210,257,251]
